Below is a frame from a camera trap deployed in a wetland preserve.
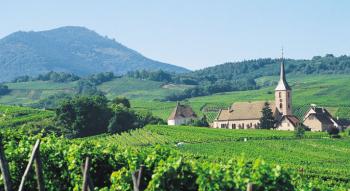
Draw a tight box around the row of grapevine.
[0,129,347,191]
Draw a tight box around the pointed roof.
[275,52,291,91]
[280,115,301,127]
[303,106,339,126]
[168,102,197,120]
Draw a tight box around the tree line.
[52,95,165,138]
[5,54,350,101]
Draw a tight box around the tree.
[189,115,209,127]
[134,110,165,127]
[294,125,305,138]
[108,105,136,134]
[112,97,131,108]
[55,95,112,138]
[259,102,275,129]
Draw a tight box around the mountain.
[0,26,189,82]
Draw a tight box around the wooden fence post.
[18,139,44,191]
[132,165,145,191]
[247,183,254,191]
[81,157,93,191]
[82,157,91,191]
[34,145,45,191]
[0,137,12,191]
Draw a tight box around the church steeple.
[275,48,292,116]
[275,49,291,91]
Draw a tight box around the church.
[212,55,301,130]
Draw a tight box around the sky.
[1,0,350,70]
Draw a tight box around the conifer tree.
[259,102,275,129]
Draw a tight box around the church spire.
[275,48,291,90]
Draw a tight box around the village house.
[276,115,302,130]
[167,102,197,126]
[303,105,339,131]
[213,54,301,130]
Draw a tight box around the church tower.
[275,51,292,116]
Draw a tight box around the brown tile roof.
[282,115,301,127]
[168,103,197,120]
[216,101,277,121]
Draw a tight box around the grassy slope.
[1,74,350,121]
[132,75,350,120]
[0,78,192,105]
[1,81,77,105]
[0,105,53,127]
[98,77,192,100]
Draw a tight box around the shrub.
[326,126,341,138]
[294,125,305,138]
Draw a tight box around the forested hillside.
[165,54,350,100]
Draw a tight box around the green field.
[1,74,350,124]
[0,105,53,127]
[99,77,192,100]
[131,75,350,121]
[78,125,350,188]
[0,104,349,190]
[0,77,192,105]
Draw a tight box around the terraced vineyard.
[0,105,53,127]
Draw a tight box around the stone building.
[276,115,302,130]
[213,101,278,129]
[167,102,197,126]
[303,106,339,131]
[213,53,301,130]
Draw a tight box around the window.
[287,92,290,98]
[280,103,283,109]
[279,92,281,98]
[288,104,290,109]
[232,124,236,129]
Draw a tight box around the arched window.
[280,103,283,109]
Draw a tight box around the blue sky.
[1,0,350,70]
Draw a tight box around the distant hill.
[188,54,350,81]
[0,26,189,82]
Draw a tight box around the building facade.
[167,102,197,126]
[303,106,339,131]
[213,54,301,130]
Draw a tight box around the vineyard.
[0,103,349,190]
[0,126,349,190]
[0,105,53,128]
